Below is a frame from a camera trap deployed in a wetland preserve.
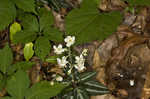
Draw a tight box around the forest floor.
[1,0,150,99]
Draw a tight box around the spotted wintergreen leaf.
[83,80,110,95]
[79,71,97,82]
[74,88,89,99]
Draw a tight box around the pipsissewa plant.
[49,36,110,99]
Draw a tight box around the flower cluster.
[53,36,88,82]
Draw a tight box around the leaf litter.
[1,0,150,99]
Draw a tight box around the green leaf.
[25,81,67,99]
[39,8,63,42]
[0,73,6,91]
[0,97,14,99]
[19,14,39,32]
[0,0,16,31]
[43,27,63,42]
[13,31,37,44]
[6,70,30,99]
[7,61,35,75]
[127,0,150,6]
[34,37,51,61]
[83,80,110,95]
[0,44,13,74]
[13,14,39,44]
[24,42,34,61]
[63,91,74,99]
[66,0,122,45]
[45,56,58,63]
[79,71,97,82]
[39,8,53,31]
[10,22,21,40]
[12,0,36,13]
[74,88,89,99]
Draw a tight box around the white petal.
[57,58,61,64]
[58,44,63,48]
[53,45,56,49]
[130,80,134,86]
[72,36,75,41]
[56,76,63,81]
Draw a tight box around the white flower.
[64,36,75,47]
[56,76,63,82]
[53,44,67,54]
[82,49,88,56]
[57,56,68,68]
[74,64,85,72]
[130,80,134,86]
[74,55,85,71]
[50,81,54,86]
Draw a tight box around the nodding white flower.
[130,80,134,86]
[50,81,54,86]
[56,76,63,82]
[57,56,68,68]
[64,36,75,47]
[53,44,67,54]
[74,55,85,71]
[82,49,88,56]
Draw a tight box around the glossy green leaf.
[74,88,89,99]
[66,0,122,44]
[24,42,34,61]
[25,81,67,99]
[13,31,37,44]
[79,71,97,82]
[7,61,35,75]
[83,80,110,95]
[10,22,21,40]
[12,0,36,13]
[0,0,16,31]
[34,37,51,61]
[63,91,74,99]
[0,44,13,74]
[6,70,30,99]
